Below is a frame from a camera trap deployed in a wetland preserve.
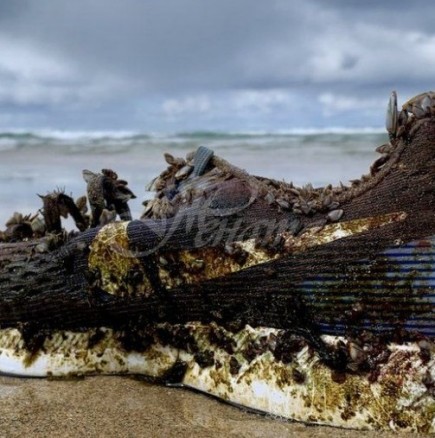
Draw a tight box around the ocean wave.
[0,128,387,154]
[177,127,385,138]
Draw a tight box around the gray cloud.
[0,0,433,130]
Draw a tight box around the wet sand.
[0,376,423,438]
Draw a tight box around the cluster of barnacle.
[0,191,88,243]
[82,168,136,227]
[140,146,346,224]
[257,179,345,222]
[141,91,430,225]
[142,146,224,220]
[387,91,435,141]
[152,144,350,225]
[0,169,136,244]
[364,91,435,182]
[141,151,199,220]
[146,322,408,378]
[0,212,44,242]
[259,91,435,221]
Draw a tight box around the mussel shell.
[192,146,214,177]
[385,91,398,135]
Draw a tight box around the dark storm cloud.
[0,0,434,129]
[0,1,288,92]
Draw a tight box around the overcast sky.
[0,0,434,132]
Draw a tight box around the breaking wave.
[0,128,387,154]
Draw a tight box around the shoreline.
[0,376,401,438]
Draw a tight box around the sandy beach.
[0,375,423,438]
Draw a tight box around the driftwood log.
[0,95,434,365]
